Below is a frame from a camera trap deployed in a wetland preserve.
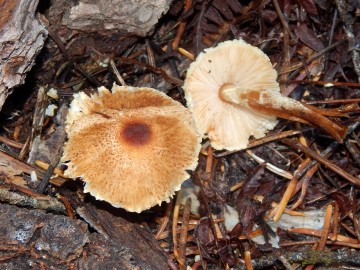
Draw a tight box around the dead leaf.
[295,23,324,52]
[298,0,318,15]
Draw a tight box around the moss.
[301,250,335,267]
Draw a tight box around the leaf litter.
[0,0,359,269]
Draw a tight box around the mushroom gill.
[183,39,348,151]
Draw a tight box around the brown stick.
[215,129,305,157]
[0,135,23,149]
[178,198,192,269]
[317,204,333,250]
[282,139,360,186]
[331,202,340,241]
[205,146,213,173]
[58,195,75,219]
[273,177,298,222]
[119,57,183,86]
[244,250,254,270]
[283,80,360,88]
[290,163,320,210]
[272,0,296,41]
[288,228,357,244]
[172,0,192,49]
[155,201,173,240]
[280,240,360,249]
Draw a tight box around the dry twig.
[282,139,360,187]
[178,198,192,269]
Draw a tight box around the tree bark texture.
[0,0,47,111]
[0,203,169,269]
[60,0,173,36]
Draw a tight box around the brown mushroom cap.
[183,39,280,151]
[62,84,201,213]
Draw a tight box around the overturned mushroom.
[62,84,201,213]
[183,39,347,151]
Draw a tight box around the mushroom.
[183,39,347,151]
[62,84,201,213]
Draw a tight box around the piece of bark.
[0,203,89,268]
[0,0,47,111]
[60,0,173,36]
[27,103,68,165]
[74,203,170,269]
[0,150,66,187]
[0,185,66,213]
[335,0,360,81]
[231,250,360,269]
[0,202,169,269]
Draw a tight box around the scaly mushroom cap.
[62,84,201,213]
[183,39,280,151]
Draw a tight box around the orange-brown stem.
[303,103,348,117]
[239,90,348,143]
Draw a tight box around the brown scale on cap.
[184,39,347,151]
[120,121,152,146]
[62,84,201,213]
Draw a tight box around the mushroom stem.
[220,87,348,143]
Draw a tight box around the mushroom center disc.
[218,83,236,103]
[121,122,152,146]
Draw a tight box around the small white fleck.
[98,60,109,68]
[324,83,334,87]
[45,104,58,117]
[224,204,239,231]
[30,171,38,182]
[47,88,59,99]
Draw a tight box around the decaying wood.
[0,203,88,268]
[335,0,360,81]
[0,185,66,213]
[58,0,173,36]
[232,250,360,269]
[0,149,170,269]
[18,86,47,160]
[0,150,66,187]
[74,203,170,269]
[0,199,169,269]
[0,0,47,111]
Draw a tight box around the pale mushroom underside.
[184,39,280,151]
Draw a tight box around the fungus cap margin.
[62,84,201,213]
